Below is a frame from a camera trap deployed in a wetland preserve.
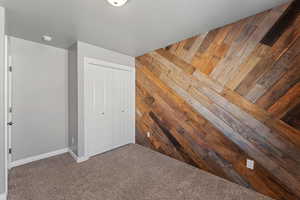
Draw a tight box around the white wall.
[68,43,78,155]
[68,41,135,157]
[0,6,6,197]
[10,37,68,161]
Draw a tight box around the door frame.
[83,57,136,158]
[6,37,12,169]
[4,35,10,194]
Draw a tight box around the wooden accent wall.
[136,1,300,200]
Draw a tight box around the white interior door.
[85,62,133,157]
[85,64,111,156]
[10,38,67,162]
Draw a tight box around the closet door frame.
[83,57,135,158]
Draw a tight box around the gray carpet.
[8,144,273,200]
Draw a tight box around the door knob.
[7,122,14,126]
[101,112,105,115]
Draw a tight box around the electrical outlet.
[147,132,151,138]
[246,159,255,170]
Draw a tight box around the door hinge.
[8,66,12,72]
[9,148,12,154]
[7,121,14,126]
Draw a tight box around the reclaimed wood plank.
[183,33,208,63]
[151,50,195,74]
[238,28,300,100]
[251,38,300,101]
[282,103,300,131]
[261,0,300,46]
[214,24,257,85]
[199,86,300,163]
[211,5,288,84]
[256,55,300,109]
[225,45,264,90]
[268,81,300,119]
[192,26,231,74]
[221,87,300,147]
[150,49,224,92]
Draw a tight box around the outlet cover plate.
[246,159,255,170]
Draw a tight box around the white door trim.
[6,38,12,171]
[83,57,135,158]
[85,57,135,72]
[68,149,89,163]
[4,35,9,196]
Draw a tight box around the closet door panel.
[110,69,132,148]
[110,69,122,148]
[120,70,132,145]
[85,64,111,156]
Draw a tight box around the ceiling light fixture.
[42,35,52,42]
[107,0,128,7]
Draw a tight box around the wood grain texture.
[282,103,300,130]
[268,82,300,119]
[136,2,300,200]
[256,54,300,109]
[261,0,300,46]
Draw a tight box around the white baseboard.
[68,149,89,163]
[0,192,7,200]
[10,148,69,168]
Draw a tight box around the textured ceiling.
[0,0,290,56]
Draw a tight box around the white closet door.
[109,68,122,149]
[111,69,132,148]
[119,70,132,146]
[85,63,133,157]
[85,64,112,156]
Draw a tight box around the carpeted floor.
[8,144,273,200]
